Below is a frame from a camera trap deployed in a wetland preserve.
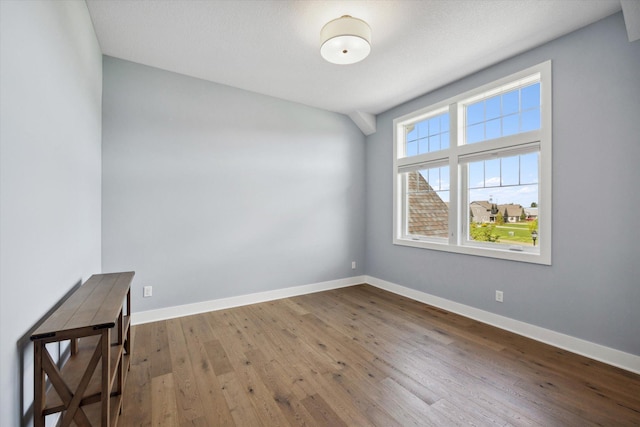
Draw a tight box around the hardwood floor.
[120,284,640,426]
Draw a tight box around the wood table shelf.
[31,272,134,427]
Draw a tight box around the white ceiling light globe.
[320,15,371,65]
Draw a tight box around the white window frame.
[393,61,552,265]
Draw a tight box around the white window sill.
[393,237,551,265]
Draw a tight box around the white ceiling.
[86,0,621,120]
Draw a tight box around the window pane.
[521,108,540,132]
[440,114,450,133]
[417,171,430,192]
[406,169,449,239]
[485,158,500,187]
[429,135,440,152]
[468,184,538,246]
[502,114,519,136]
[467,152,539,248]
[520,152,538,184]
[501,156,519,186]
[428,116,440,135]
[403,112,449,157]
[441,131,450,150]
[521,83,540,110]
[468,161,484,190]
[406,124,417,142]
[467,123,484,144]
[486,118,501,140]
[440,167,450,191]
[486,96,501,120]
[428,168,440,190]
[502,90,519,115]
[418,138,429,154]
[406,140,417,156]
[417,121,428,138]
[467,101,484,125]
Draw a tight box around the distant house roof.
[407,172,448,238]
[472,201,493,211]
[500,204,524,218]
[469,201,525,222]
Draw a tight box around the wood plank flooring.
[119,284,640,426]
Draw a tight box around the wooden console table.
[31,271,134,427]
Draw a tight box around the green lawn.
[494,223,537,245]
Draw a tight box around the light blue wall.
[102,57,366,312]
[2,7,638,426]
[365,12,640,356]
[0,1,103,426]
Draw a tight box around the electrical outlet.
[352,261,356,269]
[495,290,503,303]
[143,286,152,298]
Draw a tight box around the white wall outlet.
[143,286,152,298]
[352,261,356,269]
[495,290,504,303]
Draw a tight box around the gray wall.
[0,1,103,426]
[2,8,637,427]
[102,57,366,312]
[365,12,640,356]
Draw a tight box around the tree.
[503,208,509,224]
[530,202,538,207]
[528,218,538,234]
[470,222,500,242]
[520,209,527,221]
[496,212,504,225]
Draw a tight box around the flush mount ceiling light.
[320,15,371,65]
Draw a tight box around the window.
[393,62,551,264]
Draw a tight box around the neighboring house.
[470,201,525,223]
[407,172,448,238]
[524,207,538,220]
[470,201,494,223]
[502,204,524,223]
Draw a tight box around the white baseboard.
[132,275,366,325]
[365,275,640,375]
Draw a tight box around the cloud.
[484,177,501,186]
[469,184,538,206]
[516,186,537,195]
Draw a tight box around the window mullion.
[401,174,408,237]
[448,102,459,245]
[459,162,468,245]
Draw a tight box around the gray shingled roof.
[500,204,524,218]
[407,172,448,238]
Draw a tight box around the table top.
[31,271,134,340]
